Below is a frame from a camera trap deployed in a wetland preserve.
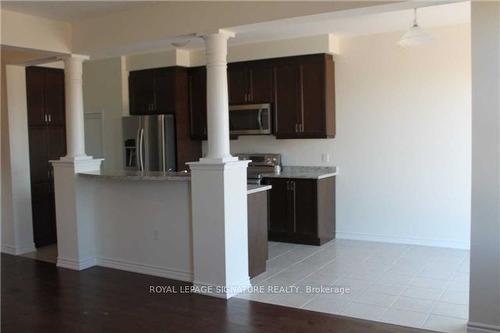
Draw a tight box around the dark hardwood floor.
[1,254,433,333]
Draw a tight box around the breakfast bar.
[77,170,272,281]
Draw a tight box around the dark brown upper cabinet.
[129,66,202,169]
[26,67,65,127]
[129,67,177,115]
[273,54,336,139]
[188,66,207,140]
[187,53,335,140]
[228,63,248,105]
[228,61,274,105]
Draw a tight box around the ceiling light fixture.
[398,8,434,48]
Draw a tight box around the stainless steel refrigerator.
[122,115,176,172]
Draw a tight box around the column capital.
[60,54,90,63]
[197,29,235,40]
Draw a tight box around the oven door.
[229,103,271,135]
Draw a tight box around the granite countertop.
[247,184,272,194]
[79,170,273,194]
[78,170,191,182]
[260,166,338,180]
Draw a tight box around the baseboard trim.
[57,256,97,270]
[97,257,193,283]
[336,231,470,249]
[1,243,36,255]
[1,244,17,255]
[192,279,252,299]
[468,322,500,333]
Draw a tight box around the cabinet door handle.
[48,114,52,123]
[44,114,48,123]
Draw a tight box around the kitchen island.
[77,170,271,281]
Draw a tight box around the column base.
[57,256,97,271]
[192,279,252,299]
[51,157,104,173]
[60,154,93,162]
[188,159,250,299]
[198,155,238,164]
[467,322,500,333]
[52,157,103,271]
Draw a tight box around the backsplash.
[202,135,336,166]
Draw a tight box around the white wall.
[0,9,71,54]
[1,65,35,254]
[82,57,127,170]
[231,24,471,249]
[80,177,193,281]
[468,2,500,331]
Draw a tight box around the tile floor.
[21,244,58,264]
[237,239,469,333]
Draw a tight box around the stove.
[235,153,282,185]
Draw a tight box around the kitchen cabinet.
[228,63,248,105]
[26,66,65,126]
[169,67,202,171]
[247,189,269,278]
[187,54,335,140]
[273,54,336,139]
[129,67,176,115]
[263,177,335,245]
[129,69,155,115]
[188,66,207,140]
[129,67,202,170]
[26,66,66,248]
[228,61,274,105]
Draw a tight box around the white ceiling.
[1,1,152,21]
[149,1,470,52]
[1,1,470,55]
[228,1,470,46]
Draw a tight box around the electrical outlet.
[321,153,330,163]
[153,230,159,240]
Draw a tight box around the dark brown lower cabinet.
[263,177,335,245]
[247,190,269,278]
[30,183,57,247]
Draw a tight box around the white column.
[61,54,90,161]
[188,29,250,298]
[469,3,500,333]
[51,53,103,270]
[200,30,237,163]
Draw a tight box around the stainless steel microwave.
[229,103,271,135]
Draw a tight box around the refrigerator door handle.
[159,115,166,172]
[135,127,141,170]
[139,128,145,171]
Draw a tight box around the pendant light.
[398,8,434,47]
